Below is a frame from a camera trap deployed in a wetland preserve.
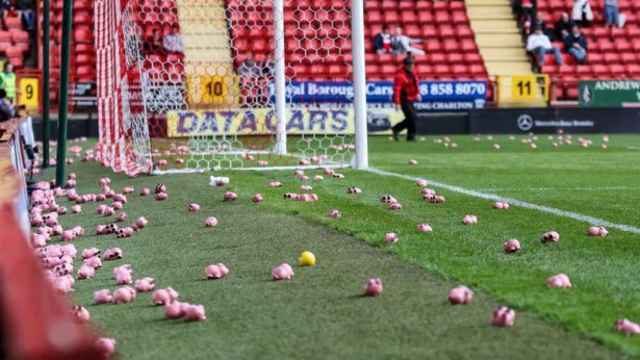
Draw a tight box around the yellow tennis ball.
[298,251,316,267]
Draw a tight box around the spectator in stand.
[0,0,11,18]
[391,26,424,56]
[529,15,555,39]
[527,26,562,70]
[604,0,620,28]
[572,0,593,27]
[145,28,164,54]
[564,25,588,63]
[554,12,575,40]
[0,63,16,103]
[163,25,183,53]
[515,0,535,33]
[391,56,421,142]
[0,89,14,122]
[373,25,393,54]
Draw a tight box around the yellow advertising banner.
[166,107,406,137]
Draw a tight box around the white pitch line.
[475,186,637,192]
[367,167,640,235]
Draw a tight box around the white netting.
[105,0,358,173]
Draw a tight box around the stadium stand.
[0,6,32,68]
[38,0,95,104]
[536,0,640,100]
[364,0,489,83]
[227,0,491,96]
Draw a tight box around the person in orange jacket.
[392,56,421,141]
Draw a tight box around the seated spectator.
[238,55,262,78]
[391,26,424,56]
[163,25,183,53]
[527,26,562,69]
[572,0,593,27]
[564,25,588,63]
[373,25,392,54]
[554,12,575,40]
[145,29,164,54]
[604,0,620,28]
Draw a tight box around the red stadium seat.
[400,10,417,24]
[625,64,640,76]
[452,11,468,24]
[421,25,438,38]
[609,64,625,77]
[428,53,446,64]
[4,16,21,30]
[434,11,450,23]
[457,27,474,39]
[439,25,455,38]
[447,53,464,64]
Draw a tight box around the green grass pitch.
[43,134,640,359]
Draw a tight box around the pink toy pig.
[364,278,383,297]
[272,263,294,281]
[77,264,96,280]
[224,191,238,201]
[73,305,90,322]
[384,232,398,244]
[93,289,113,304]
[491,306,516,327]
[134,277,156,292]
[112,286,136,304]
[541,230,560,243]
[205,264,230,279]
[183,304,207,321]
[103,247,123,261]
[546,273,572,288]
[615,319,640,335]
[503,239,521,253]
[448,286,474,305]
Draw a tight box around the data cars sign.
[274,81,487,110]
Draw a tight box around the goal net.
[95,0,368,175]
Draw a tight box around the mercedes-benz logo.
[517,114,534,131]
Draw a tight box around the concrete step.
[480,48,529,61]
[485,61,533,75]
[471,20,520,33]
[466,6,513,19]
[476,34,523,47]
[466,0,510,5]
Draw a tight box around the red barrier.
[0,122,103,360]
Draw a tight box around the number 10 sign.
[187,75,236,107]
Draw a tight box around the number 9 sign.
[18,77,39,110]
